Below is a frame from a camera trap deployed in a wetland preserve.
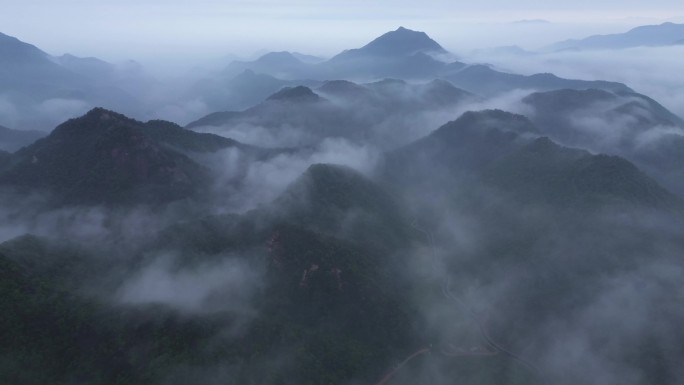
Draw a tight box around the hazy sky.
[2,0,684,64]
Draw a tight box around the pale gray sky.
[2,0,683,64]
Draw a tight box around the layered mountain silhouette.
[0,32,143,130]
[384,109,679,209]
[187,79,478,148]
[0,124,46,152]
[523,88,683,146]
[547,22,684,51]
[522,88,684,195]
[207,26,633,95]
[0,108,244,204]
[445,64,631,96]
[224,51,316,79]
[484,137,679,207]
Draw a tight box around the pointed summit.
[329,27,447,64]
[267,86,321,103]
[357,27,446,57]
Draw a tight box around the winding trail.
[443,277,548,384]
[409,219,549,385]
[374,348,431,385]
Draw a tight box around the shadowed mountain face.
[483,137,679,208]
[0,108,244,205]
[547,22,684,51]
[384,109,679,210]
[384,110,540,188]
[522,88,684,195]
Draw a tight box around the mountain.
[0,32,74,79]
[384,109,679,209]
[445,64,632,96]
[273,163,411,249]
[0,32,143,130]
[521,88,684,195]
[522,88,683,147]
[676,38,684,45]
[547,22,684,51]
[484,137,679,208]
[0,149,9,169]
[384,110,539,188]
[0,108,242,205]
[0,125,46,152]
[52,54,117,81]
[186,79,477,148]
[322,27,449,79]
[224,51,316,79]
[187,69,321,113]
[186,85,331,130]
[291,52,325,64]
[331,27,446,60]
[140,163,420,384]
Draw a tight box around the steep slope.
[0,108,239,204]
[384,110,540,189]
[330,26,446,60]
[323,27,449,79]
[0,32,78,83]
[522,88,684,195]
[483,137,679,208]
[385,109,679,209]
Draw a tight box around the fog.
[467,45,684,117]
[3,7,684,385]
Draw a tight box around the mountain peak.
[51,108,138,138]
[360,27,446,57]
[256,51,302,65]
[267,86,321,103]
[443,109,540,136]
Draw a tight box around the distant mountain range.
[187,78,479,148]
[0,32,150,130]
[0,125,46,152]
[206,26,632,100]
[547,22,684,51]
